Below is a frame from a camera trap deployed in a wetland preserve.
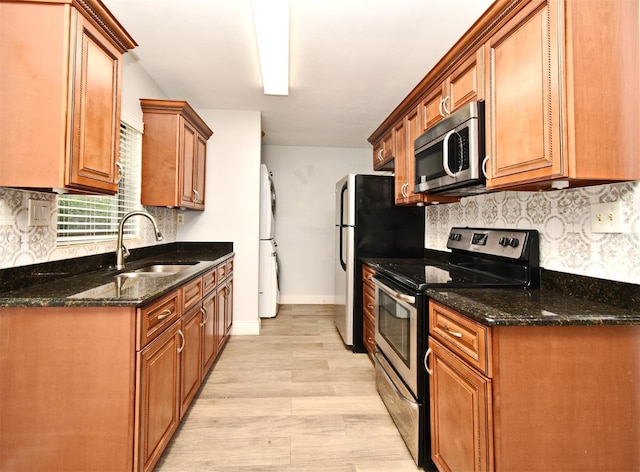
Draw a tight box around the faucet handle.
[122,245,130,260]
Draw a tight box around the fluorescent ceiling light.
[251,0,289,96]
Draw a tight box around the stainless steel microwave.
[414,101,486,196]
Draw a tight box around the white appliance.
[259,164,280,318]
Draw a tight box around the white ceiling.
[103,0,494,148]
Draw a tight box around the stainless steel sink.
[115,262,197,278]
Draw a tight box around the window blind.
[57,122,142,245]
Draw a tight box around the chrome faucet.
[115,210,164,270]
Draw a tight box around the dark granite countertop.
[362,252,640,327]
[0,242,233,308]
[426,288,640,326]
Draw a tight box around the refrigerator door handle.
[339,182,348,270]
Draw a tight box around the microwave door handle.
[442,129,457,178]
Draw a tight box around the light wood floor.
[156,305,422,472]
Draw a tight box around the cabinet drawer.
[202,268,217,295]
[362,264,376,289]
[429,300,492,377]
[363,283,375,317]
[217,263,227,280]
[138,291,181,349]
[226,258,233,274]
[182,277,203,313]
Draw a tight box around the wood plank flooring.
[156,305,422,471]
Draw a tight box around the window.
[57,122,142,245]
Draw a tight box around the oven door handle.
[373,348,418,406]
[372,278,416,305]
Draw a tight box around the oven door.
[373,276,418,395]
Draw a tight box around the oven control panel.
[446,227,536,259]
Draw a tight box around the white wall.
[121,53,168,124]
[261,145,372,303]
[178,110,262,335]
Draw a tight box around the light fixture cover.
[251,0,290,95]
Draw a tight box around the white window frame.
[57,115,143,246]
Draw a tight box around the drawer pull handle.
[367,304,375,309]
[157,309,172,320]
[177,329,185,353]
[367,337,375,345]
[444,325,463,338]
[424,347,433,376]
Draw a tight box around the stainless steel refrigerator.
[334,174,425,352]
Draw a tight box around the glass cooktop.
[375,262,524,291]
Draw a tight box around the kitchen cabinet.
[136,318,182,472]
[372,130,394,171]
[0,256,234,472]
[484,0,640,190]
[216,259,234,352]
[427,300,640,472]
[362,264,376,361]
[140,99,213,210]
[370,0,640,195]
[0,0,136,194]
[422,48,484,132]
[201,268,219,377]
[179,278,203,418]
[393,105,458,206]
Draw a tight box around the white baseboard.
[279,295,335,304]
[229,320,260,336]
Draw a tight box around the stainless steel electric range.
[371,227,540,469]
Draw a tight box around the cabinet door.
[429,338,492,472]
[447,48,484,114]
[224,277,233,337]
[137,321,181,472]
[422,85,446,132]
[393,120,407,204]
[193,133,207,209]
[180,119,197,208]
[201,291,217,376]
[216,282,227,353]
[68,13,121,194]
[485,0,562,189]
[180,305,202,418]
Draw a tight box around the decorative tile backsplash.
[2,181,640,285]
[426,181,640,284]
[0,187,177,269]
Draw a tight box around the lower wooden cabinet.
[136,321,182,472]
[0,256,234,472]
[201,290,218,377]
[362,264,376,361]
[429,337,492,472]
[179,304,203,418]
[427,300,640,472]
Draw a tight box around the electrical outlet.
[177,214,185,225]
[590,201,624,233]
[28,199,52,227]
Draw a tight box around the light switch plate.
[590,201,624,233]
[28,199,52,227]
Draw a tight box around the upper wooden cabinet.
[485,0,640,190]
[140,99,213,210]
[372,130,394,171]
[0,0,136,194]
[422,48,484,132]
[369,0,640,196]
